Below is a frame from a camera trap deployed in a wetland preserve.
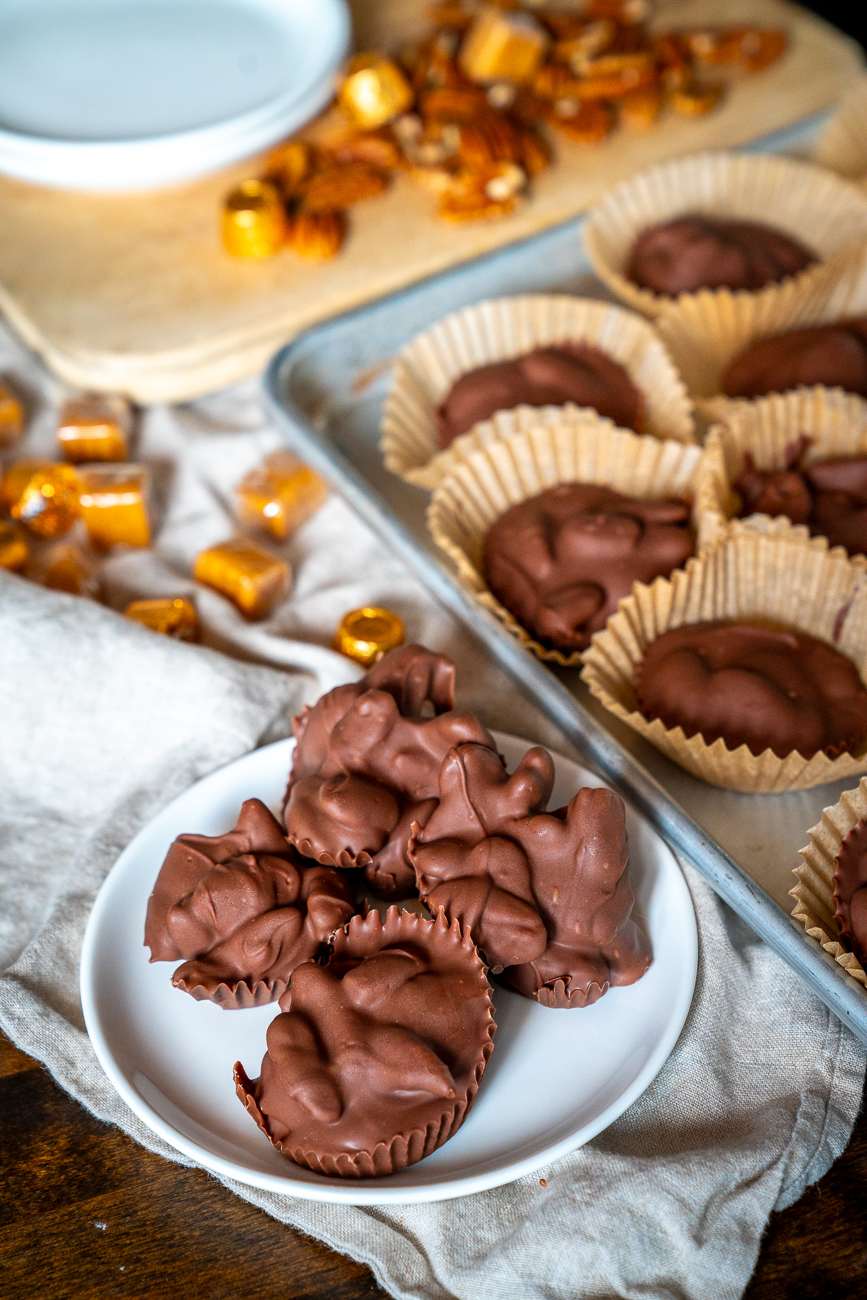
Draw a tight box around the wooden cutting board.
[0,0,861,404]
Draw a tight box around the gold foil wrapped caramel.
[338,54,413,129]
[125,597,199,641]
[222,180,288,258]
[334,606,405,666]
[11,465,80,539]
[459,8,549,85]
[194,537,290,620]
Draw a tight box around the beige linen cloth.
[1,316,865,1300]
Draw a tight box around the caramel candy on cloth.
[436,343,646,448]
[723,318,867,401]
[284,645,495,898]
[125,597,199,641]
[0,521,28,573]
[0,459,50,515]
[234,907,495,1176]
[234,450,328,541]
[635,621,867,760]
[626,215,816,297]
[56,395,130,463]
[194,537,290,620]
[833,817,867,965]
[30,543,98,598]
[78,464,150,550]
[483,482,694,653]
[145,798,355,1008]
[409,742,651,1007]
[0,380,24,449]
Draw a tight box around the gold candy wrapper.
[334,606,406,666]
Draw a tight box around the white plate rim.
[0,0,350,190]
[80,731,698,1205]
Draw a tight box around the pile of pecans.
[222,0,787,261]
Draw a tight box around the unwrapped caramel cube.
[77,464,150,551]
[30,543,99,597]
[125,596,199,641]
[334,606,405,667]
[234,450,328,540]
[338,54,414,129]
[0,459,51,516]
[11,465,80,539]
[0,521,28,572]
[194,537,290,620]
[459,8,550,86]
[0,381,24,449]
[57,394,130,463]
[222,180,288,258]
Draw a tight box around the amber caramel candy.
[338,54,414,129]
[30,543,99,597]
[222,180,288,258]
[460,8,549,85]
[57,395,130,463]
[0,459,50,516]
[235,450,328,541]
[77,465,150,551]
[125,597,199,641]
[0,381,24,449]
[0,521,28,572]
[194,538,290,621]
[334,606,405,667]
[12,465,80,539]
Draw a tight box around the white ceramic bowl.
[0,0,350,191]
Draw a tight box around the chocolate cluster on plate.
[145,644,651,1176]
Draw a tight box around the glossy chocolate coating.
[144,799,355,1007]
[435,344,645,449]
[734,443,867,557]
[234,908,495,1177]
[284,645,496,887]
[723,318,867,401]
[627,215,816,297]
[635,621,867,759]
[483,482,694,652]
[409,742,652,1007]
[833,817,867,965]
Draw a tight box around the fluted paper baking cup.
[655,242,867,421]
[814,75,867,182]
[583,151,867,320]
[428,407,702,666]
[791,779,867,990]
[581,527,867,792]
[381,294,695,488]
[696,388,867,551]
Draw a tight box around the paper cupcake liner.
[791,778,867,989]
[583,151,867,320]
[381,293,695,489]
[696,388,867,551]
[428,407,702,667]
[235,907,495,1178]
[581,527,867,792]
[814,75,867,182]
[655,242,867,421]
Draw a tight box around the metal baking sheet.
[264,113,867,1046]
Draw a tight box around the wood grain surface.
[0,0,860,404]
[1,1030,865,1300]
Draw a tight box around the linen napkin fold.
[1,573,864,1300]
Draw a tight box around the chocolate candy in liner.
[626,215,816,297]
[409,742,652,1007]
[635,621,867,761]
[834,817,867,966]
[145,798,355,1007]
[435,343,646,449]
[284,645,496,894]
[234,907,495,1177]
[722,317,867,401]
[482,482,694,653]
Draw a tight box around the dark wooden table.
[2,1032,865,1300]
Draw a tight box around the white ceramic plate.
[0,0,349,190]
[80,731,697,1205]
